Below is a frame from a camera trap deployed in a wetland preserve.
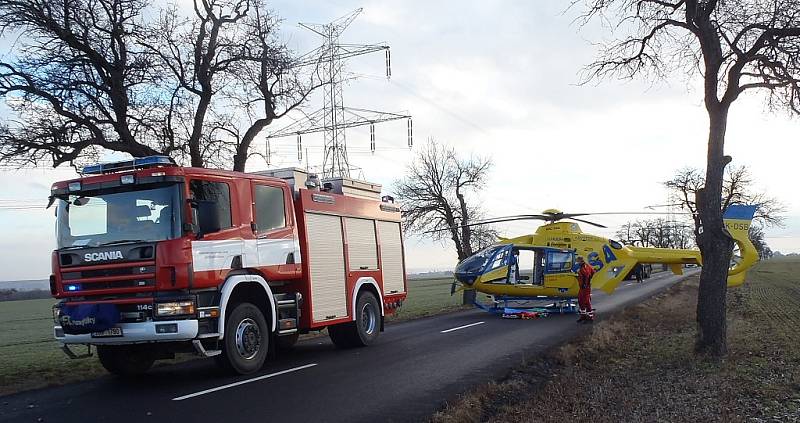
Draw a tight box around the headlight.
[155,301,196,317]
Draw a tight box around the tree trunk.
[188,93,212,168]
[455,189,472,257]
[695,104,734,357]
[440,205,472,305]
[232,117,272,172]
[695,230,732,355]
[460,247,475,305]
[454,242,476,305]
[454,245,476,305]
[462,289,476,306]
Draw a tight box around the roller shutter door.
[306,213,347,321]
[345,217,378,270]
[377,221,405,294]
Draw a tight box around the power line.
[266,8,411,178]
[388,79,490,136]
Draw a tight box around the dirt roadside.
[431,258,800,423]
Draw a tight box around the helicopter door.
[513,249,536,284]
[481,245,514,284]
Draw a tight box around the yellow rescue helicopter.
[450,205,758,307]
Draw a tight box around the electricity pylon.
[267,8,412,179]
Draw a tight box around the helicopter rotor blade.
[422,210,694,234]
[576,211,694,216]
[548,212,590,219]
[423,215,550,234]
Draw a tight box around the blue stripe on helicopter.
[723,204,757,220]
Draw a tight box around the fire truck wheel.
[327,322,355,348]
[96,345,155,377]
[353,291,380,346]
[328,291,380,348]
[218,302,269,374]
[276,333,300,351]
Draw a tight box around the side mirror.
[182,222,198,234]
[187,199,201,239]
[72,197,90,206]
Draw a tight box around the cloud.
[2,1,799,279]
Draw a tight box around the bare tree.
[664,165,785,233]
[633,220,655,247]
[226,2,324,171]
[651,218,673,248]
[0,0,165,168]
[582,0,800,356]
[0,0,321,170]
[616,218,695,248]
[142,0,252,167]
[140,0,322,170]
[616,221,639,245]
[393,140,495,304]
[748,225,772,260]
[671,221,695,249]
[663,168,706,239]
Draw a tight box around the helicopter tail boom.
[627,246,702,265]
[596,205,758,293]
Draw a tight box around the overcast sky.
[1,1,798,280]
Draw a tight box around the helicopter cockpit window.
[488,248,510,271]
[455,245,505,276]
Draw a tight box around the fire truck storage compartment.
[377,221,405,294]
[305,213,348,322]
[345,217,378,270]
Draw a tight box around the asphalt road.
[1,270,696,423]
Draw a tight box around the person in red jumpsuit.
[575,256,596,323]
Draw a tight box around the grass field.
[0,276,463,395]
[431,257,800,422]
[390,277,468,320]
[0,298,107,395]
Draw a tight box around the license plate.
[91,327,123,338]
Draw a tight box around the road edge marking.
[172,363,318,401]
[440,321,485,333]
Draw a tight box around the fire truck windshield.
[56,183,182,249]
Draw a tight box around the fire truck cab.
[49,157,407,375]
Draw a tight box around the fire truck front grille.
[59,260,157,296]
[62,266,156,280]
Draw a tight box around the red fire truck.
[49,156,407,375]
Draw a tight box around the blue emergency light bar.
[82,156,176,175]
